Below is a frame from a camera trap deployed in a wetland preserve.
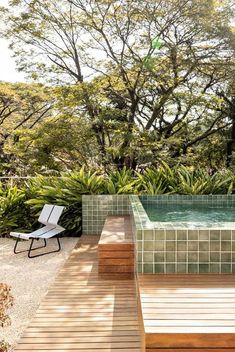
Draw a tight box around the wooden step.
[98,215,135,277]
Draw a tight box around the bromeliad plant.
[174,167,234,195]
[136,162,177,194]
[104,167,137,194]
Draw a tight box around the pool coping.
[129,195,235,230]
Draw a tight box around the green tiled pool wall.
[82,195,131,234]
[136,228,235,274]
[130,195,235,274]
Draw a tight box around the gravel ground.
[0,236,78,349]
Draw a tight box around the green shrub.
[136,162,176,194]
[0,185,35,237]
[104,167,137,194]
[173,167,234,195]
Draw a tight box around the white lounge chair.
[10,204,65,258]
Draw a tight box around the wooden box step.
[98,215,135,277]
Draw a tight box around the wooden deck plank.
[14,235,142,352]
[139,273,235,350]
[15,349,140,352]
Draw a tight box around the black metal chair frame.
[14,236,61,258]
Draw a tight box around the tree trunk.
[226,98,235,167]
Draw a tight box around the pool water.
[142,203,235,223]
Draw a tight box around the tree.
[2,0,235,170]
[217,82,235,167]
[0,82,101,175]
[0,82,53,174]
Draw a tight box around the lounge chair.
[10,204,65,258]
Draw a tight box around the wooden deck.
[139,274,235,351]
[14,235,143,352]
[13,227,235,352]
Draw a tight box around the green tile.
[144,241,154,251]
[221,230,231,240]
[136,241,142,251]
[232,242,235,251]
[137,252,142,262]
[199,241,209,251]
[210,230,220,241]
[188,252,198,262]
[199,264,209,273]
[136,230,142,240]
[177,242,187,251]
[232,231,235,240]
[221,252,231,262]
[155,241,164,251]
[143,264,154,273]
[166,264,176,273]
[166,251,175,262]
[137,264,143,273]
[143,252,153,262]
[166,241,176,251]
[232,264,235,273]
[155,230,165,240]
[155,264,165,273]
[199,252,209,262]
[210,252,220,262]
[199,230,209,241]
[144,230,154,240]
[188,241,198,251]
[221,263,231,273]
[210,263,220,273]
[166,230,175,240]
[188,230,198,241]
[154,252,164,262]
[177,263,187,273]
[210,241,220,251]
[188,264,198,273]
[177,230,187,241]
[177,252,187,262]
[221,241,231,251]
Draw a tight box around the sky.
[0,0,26,82]
[0,39,26,82]
[0,0,234,84]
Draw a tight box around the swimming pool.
[82,194,235,274]
[142,203,235,228]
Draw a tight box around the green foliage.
[0,185,34,236]
[104,167,137,194]
[24,168,105,235]
[136,162,176,194]
[1,166,235,237]
[0,1,234,172]
[174,167,234,195]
